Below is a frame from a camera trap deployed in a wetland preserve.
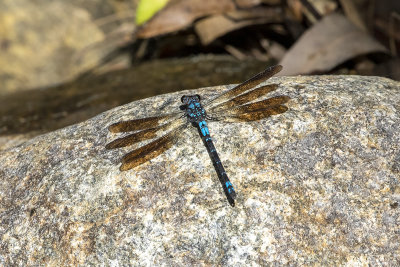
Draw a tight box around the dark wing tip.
[105,143,113,149]
[105,140,121,149]
[108,123,120,133]
[269,64,283,75]
[282,95,291,103]
[119,163,130,171]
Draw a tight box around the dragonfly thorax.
[181,94,207,123]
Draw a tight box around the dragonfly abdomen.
[197,120,237,206]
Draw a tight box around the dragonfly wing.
[106,117,186,149]
[108,112,180,133]
[221,105,289,122]
[212,95,289,116]
[120,124,186,171]
[106,128,158,149]
[232,95,290,113]
[209,84,278,113]
[210,95,290,122]
[204,65,282,108]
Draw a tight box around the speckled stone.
[0,75,399,266]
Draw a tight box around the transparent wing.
[210,95,290,122]
[106,117,186,149]
[220,105,289,122]
[209,84,278,113]
[203,65,282,108]
[108,112,180,133]
[120,124,186,171]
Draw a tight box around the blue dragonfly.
[106,65,289,206]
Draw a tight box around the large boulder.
[0,75,399,265]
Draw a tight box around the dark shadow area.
[0,57,270,136]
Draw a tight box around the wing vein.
[204,65,282,108]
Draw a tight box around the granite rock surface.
[0,75,399,265]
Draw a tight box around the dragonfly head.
[180,94,207,122]
[181,94,201,104]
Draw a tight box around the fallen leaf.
[278,13,388,75]
[137,0,235,38]
[195,7,282,45]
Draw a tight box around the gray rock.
[0,75,399,266]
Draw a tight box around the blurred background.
[0,0,399,149]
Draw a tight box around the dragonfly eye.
[181,95,188,103]
[195,94,201,101]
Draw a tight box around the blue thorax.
[181,95,210,137]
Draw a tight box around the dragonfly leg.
[205,114,222,121]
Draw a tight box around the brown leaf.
[195,8,282,45]
[137,0,235,38]
[278,13,388,75]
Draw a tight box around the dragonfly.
[106,65,290,207]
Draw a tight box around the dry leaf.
[287,0,304,21]
[278,13,388,76]
[195,8,282,45]
[137,0,235,38]
[302,0,337,23]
